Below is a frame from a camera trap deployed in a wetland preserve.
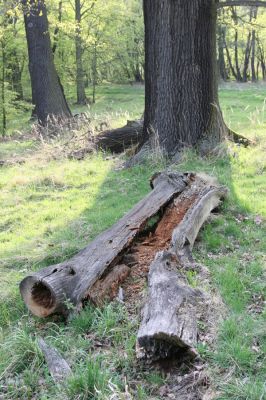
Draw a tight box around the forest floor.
[0,83,265,399]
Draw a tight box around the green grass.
[0,83,265,399]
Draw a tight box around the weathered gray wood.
[20,172,191,317]
[137,251,203,360]
[171,175,228,260]
[137,176,227,359]
[38,337,71,383]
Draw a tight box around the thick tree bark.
[22,0,72,124]
[20,172,191,317]
[143,0,227,155]
[75,0,87,105]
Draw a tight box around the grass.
[0,83,265,399]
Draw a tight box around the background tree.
[142,0,266,156]
[22,0,72,124]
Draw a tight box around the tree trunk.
[251,29,257,82]
[257,37,266,80]
[1,39,6,136]
[250,7,258,83]
[75,0,87,105]
[92,42,97,104]
[223,32,238,80]
[217,25,229,81]
[22,0,72,125]
[143,0,226,156]
[52,0,63,54]
[234,29,244,82]
[242,31,252,82]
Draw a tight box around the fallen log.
[38,337,71,383]
[20,172,191,317]
[94,120,144,153]
[137,177,227,360]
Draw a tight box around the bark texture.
[137,177,227,359]
[38,338,71,383]
[23,0,72,124]
[20,172,191,317]
[143,0,226,155]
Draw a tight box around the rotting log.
[20,172,191,317]
[89,264,130,306]
[38,337,71,383]
[94,120,144,153]
[137,251,204,360]
[137,177,227,360]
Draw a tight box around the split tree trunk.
[22,0,72,124]
[20,172,191,317]
[143,0,226,155]
[137,177,227,360]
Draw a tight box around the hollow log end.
[20,276,57,318]
[137,334,198,361]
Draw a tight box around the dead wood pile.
[20,171,226,362]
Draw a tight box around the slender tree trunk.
[217,24,229,81]
[1,40,7,136]
[257,36,266,80]
[251,29,257,82]
[143,0,226,155]
[9,52,24,99]
[223,33,238,79]
[242,31,252,82]
[75,0,87,105]
[52,0,63,54]
[234,30,243,81]
[22,0,72,124]
[250,8,258,82]
[92,42,97,104]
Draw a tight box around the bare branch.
[219,1,266,7]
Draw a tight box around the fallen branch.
[20,172,190,317]
[38,337,71,383]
